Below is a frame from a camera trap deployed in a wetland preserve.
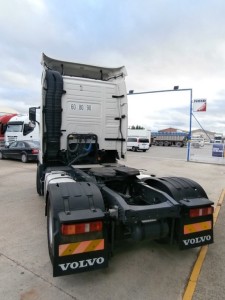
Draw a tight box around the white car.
[127,137,150,152]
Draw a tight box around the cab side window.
[127,138,137,142]
[23,124,34,136]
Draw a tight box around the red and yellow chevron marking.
[58,239,104,257]
[184,221,212,235]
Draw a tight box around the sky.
[0,0,225,133]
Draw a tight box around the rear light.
[32,149,39,154]
[61,221,103,235]
[189,206,214,218]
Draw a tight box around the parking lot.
[0,147,225,300]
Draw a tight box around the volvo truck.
[31,53,214,277]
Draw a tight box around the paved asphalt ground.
[124,147,225,300]
[192,196,225,300]
[0,146,225,300]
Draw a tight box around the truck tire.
[175,142,182,147]
[132,147,137,152]
[155,236,171,245]
[36,164,44,196]
[21,153,28,163]
[0,152,4,159]
[47,199,54,263]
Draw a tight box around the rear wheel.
[175,142,182,147]
[155,236,171,244]
[36,164,44,196]
[21,153,28,163]
[47,200,54,263]
[0,152,4,159]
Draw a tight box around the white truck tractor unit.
[5,114,39,146]
[30,53,214,277]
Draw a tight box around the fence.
[189,142,225,165]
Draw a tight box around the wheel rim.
[21,154,27,162]
[0,152,2,159]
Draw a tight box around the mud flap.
[52,209,109,277]
[177,199,214,250]
[178,216,213,250]
[53,248,109,277]
[47,180,109,276]
[142,177,214,249]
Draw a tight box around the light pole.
[128,87,193,161]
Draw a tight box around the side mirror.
[29,107,37,123]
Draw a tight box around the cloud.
[0,0,225,133]
[24,0,47,13]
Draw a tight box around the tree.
[129,125,145,129]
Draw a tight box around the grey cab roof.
[41,53,127,81]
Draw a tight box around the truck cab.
[5,114,39,146]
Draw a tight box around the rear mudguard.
[46,180,108,277]
[140,176,208,201]
[141,176,214,249]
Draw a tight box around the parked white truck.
[30,53,214,277]
[5,114,39,146]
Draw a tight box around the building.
[159,127,187,133]
[191,129,217,143]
